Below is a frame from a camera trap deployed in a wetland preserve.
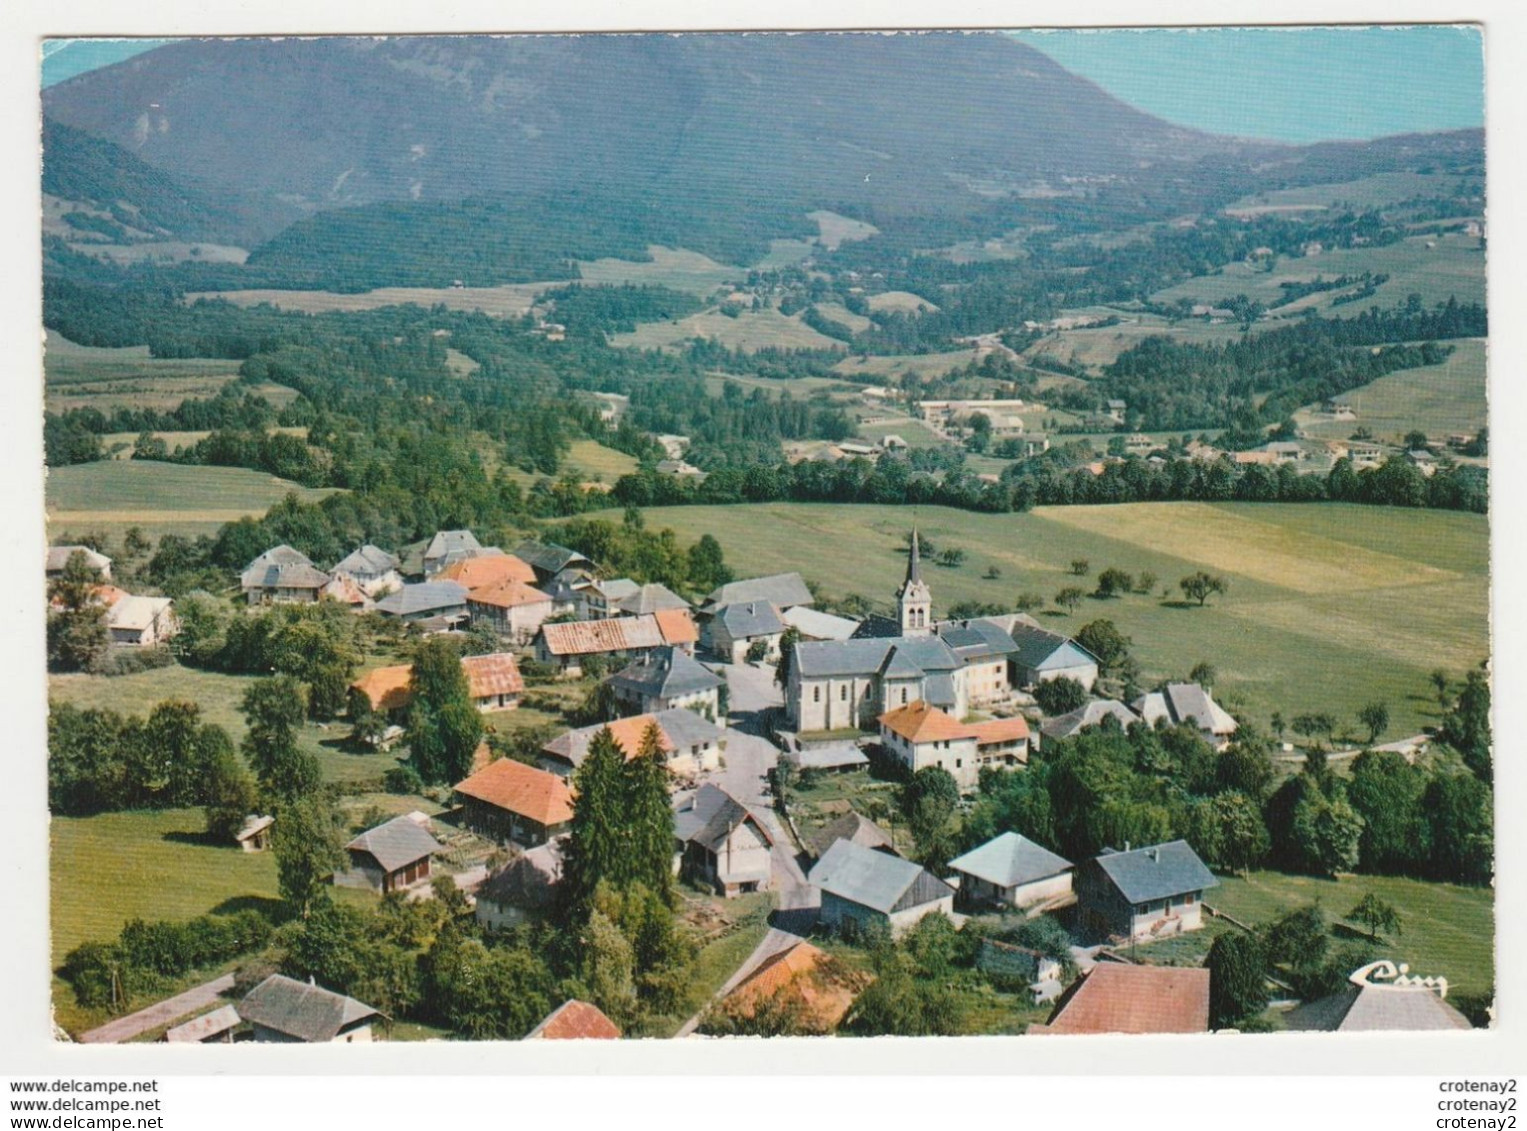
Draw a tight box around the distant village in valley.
[44,515,1488,1042]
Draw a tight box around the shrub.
[384,764,425,795]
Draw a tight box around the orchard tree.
[1069,559,1090,577]
[1179,571,1228,607]
[1189,662,1217,689]
[1094,567,1133,599]
[1358,702,1390,746]
[1348,894,1401,942]
[1054,587,1086,616]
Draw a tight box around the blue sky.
[44,27,1485,144]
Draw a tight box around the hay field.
[809,209,879,249]
[1225,172,1473,216]
[577,245,744,295]
[589,501,1488,736]
[184,282,547,318]
[813,302,873,334]
[1022,314,1245,371]
[1295,338,1487,443]
[866,290,940,314]
[833,350,976,383]
[46,460,339,541]
[611,308,846,353]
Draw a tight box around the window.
[1184,892,1195,905]
[901,688,908,704]
[813,686,821,703]
[840,685,848,701]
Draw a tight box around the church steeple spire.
[906,526,922,585]
[897,528,932,636]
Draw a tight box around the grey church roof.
[795,635,960,681]
[1090,840,1218,905]
[949,832,1072,888]
[809,838,954,914]
[608,646,722,700]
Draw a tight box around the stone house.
[706,600,787,663]
[674,783,774,897]
[330,544,402,597]
[539,709,724,780]
[240,546,330,605]
[607,646,723,718]
[454,758,574,847]
[1132,682,1238,750]
[466,579,554,644]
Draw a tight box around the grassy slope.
[46,459,339,542]
[577,245,743,295]
[611,307,846,353]
[594,501,1487,736]
[1294,337,1487,443]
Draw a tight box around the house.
[1039,699,1140,744]
[460,652,526,712]
[240,546,330,605]
[534,610,698,675]
[163,1005,240,1044]
[234,814,274,853]
[540,709,724,779]
[607,646,723,718]
[1406,448,1439,476]
[466,579,554,644]
[789,741,870,775]
[526,1000,621,1040]
[1028,963,1210,1035]
[706,600,787,663]
[454,758,574,847]
[810,838,955,938]
[716,941,868,1034]
[419,529,486,577]
[877,701,1029,791]
[372,580,470,625]
[1331,438,1385,467]
[238,975,380,1043]
[674,783,774,897]
[974,937,1065,1001]
[1265,440,1306,463]
[1076,840,1219,942]
[475,839,564,930]
[350,665,415,722]
[806,810,894,858]
[105,595,177,646]
[1007,621,1100,691]
[1105,399,1127,423]
[437,552,537,591]
[948,832,1073,911]
[1132,683,1238,750]
[702,572,813,614]
[334,814,441,894]
[320,574,369,609]
[511,540,594,588]
[835,442,879,458]
[579,577,640,619]
[936,618,1021,706]
[611,582,691,618]
[780,605,861,643]
[46,545,112,580]
[330,545,402,596]
[1282,960,1471,1032]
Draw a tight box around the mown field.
[46,459,339,542]
[1224,172,1474,216]
[1022,312,1246,371]
[612,306,848,353]
[183,282,546,318]
[1294,337,1487,443]
[593,501,1488,737]
[1150,230,1486,315]
[577,245,743,295]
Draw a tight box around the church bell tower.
[897,529,932,636]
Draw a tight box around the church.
[786,531,997,733]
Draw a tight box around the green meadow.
[1295,337,1487,443]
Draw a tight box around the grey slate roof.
[240,545,322,590]
[542,708,723,769]
[1008,622,1099,671]
[1040,699,1140,741]
[1282,983,1471,1032]
[345,815,441,873]
[1132,683,1238,737]
[373,580,469,617]
[477,839,564,911]
[705,572,813,611]
[949,832,1072,888]
[922,673,957,708]
[238,975,379,1041]
[596,578,642,604]
[425,529,482,561]
[608,647,722,700]
[807,811,892,857]
[779,605,861,641]
[332,544,399,575]
[718,600,786,639]
[809,838,954,914]
[793,742,870,772]
[513,540,591,577]
[615,583,691,615]
[1091,840,1218,905]
[795,635,961,680]
[674,783,773,852]
[937,618,1019,661]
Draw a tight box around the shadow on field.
[208,895,286,919]
[162,829,223,848]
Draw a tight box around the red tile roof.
[350,664,414,713]
[466,579,552,610]
[967,716,1030,745]
[878,700,972,743]
[654,608,699,645]
[1030,963,1210,1035]
[540,615,665,656]
[526,999,621,1040]
[437,554,536,588]
[454,758,574,827]
[462,652,525,699]
[724,941,869,1032]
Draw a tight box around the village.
[44,515,1481,1043]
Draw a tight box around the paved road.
[78,973,236,1044]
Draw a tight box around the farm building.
[234,814,274,853]
[809,838,954,938]
[240,546,329,605]
[947,832,1073,912]
[105,595,177,646]
[163,1005,240,1044]
[475,839,564,930]
[511,540,594,588]
[606,646,723,718]
[526,1000,621,1040]
[1282,961,1471,1032]
[877,700,1029,791]
[330,544,402,596]
[349,652,524,720]
[238,975,379,1043]
[716,941,868,1034]
[413,529,487,577]
[1006,620,1100,691]
[534,610,698,675]
[436,551,536,590]
[454,758,574,847]
[780,605,861,643]
[1039,699,1140,744]
[372,579,470,624]
[674,783,774,897]
[806,810,894,858]
[334,814,441,894]
[610,582,691,617]
[790,741,870,775]
[705,600,787,663]
[466,579,554,644]
[540,709,724,779]
[46,544,112,580]
[701,571,813,614]
[1132,683,1238,750]
[1076,840,1218,943]
[1029,963,1210,1035]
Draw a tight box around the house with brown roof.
[438,552,537,590]
[713,941,870,1034]
[674,783,774,897]
[466,579,554,643]
[350,652,524,722]
[334,814,441,894]
[534,610,698,675]
[877,700,1030,791]
[526,999,621,1040]
[238,975,380,1043]
[454,758,574,847]
[1028,963,1210,1035]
